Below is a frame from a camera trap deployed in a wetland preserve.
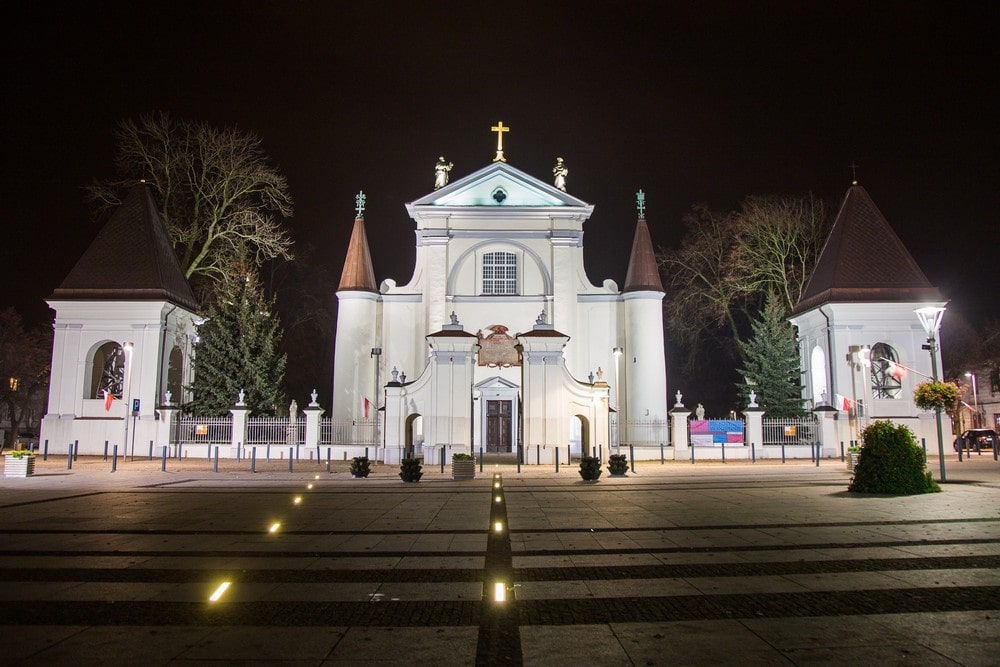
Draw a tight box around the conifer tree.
[186,269,286,416]
[736,292,804,417]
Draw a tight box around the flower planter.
[847,451,860,472]
[4,455,35,478]
[452,458,476,480]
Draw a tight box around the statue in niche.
[434,156,453,189]
[552,157,568,192]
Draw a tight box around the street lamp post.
[965,371,979,429]
[371,347,382,456]
[915,306,946,482]
[612,346,622,454]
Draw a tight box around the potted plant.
[452,452,476,480]
[4,448,36,478]
[399,457,423,482]
[607,453,629,476]
[350,456,372,478]
[846,444,862,472]
[578,455,602,481]
[913,381,959,412]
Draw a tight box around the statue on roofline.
[434,156,453,189]
[552,157,568,192]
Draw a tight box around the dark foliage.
[579,455,602,481]
[849,420,940,495]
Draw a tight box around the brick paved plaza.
[1,454,998,665]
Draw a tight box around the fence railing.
[613,418,670,448]
[247,416,304,445]
[173,416,233,445]
[762,416,819,446]
[320,417,378,445]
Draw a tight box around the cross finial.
[491,121,510,162]
[848,162,860,186]
[355,190,367,218]
[636,189,646,218]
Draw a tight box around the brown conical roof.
[337,217,377,292]
[49,182,199,312]
[623,217,664,293]
[792,185,941,315]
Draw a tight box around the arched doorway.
[570,414,591,459]
[404,413,423,459]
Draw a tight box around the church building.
[333,126,669,463]
[790,182,946,448]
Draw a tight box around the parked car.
[953,429,999,451]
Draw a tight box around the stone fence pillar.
[304,404,324,450]
[670,404,691,459]
[230,404,249,458]
[813,406,839,457]
[743,408,765,453]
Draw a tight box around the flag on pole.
[834,394,852,411]
[363,396,372,419]
[886,360,907,381]
[103,390,115,412]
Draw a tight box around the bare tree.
[658,194,832,371]
[87,112,294,297]
[0,308,52,449]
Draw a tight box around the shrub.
[349,456,372,478]
[579,456,602,481]
[607,454,629,475]
[399,457,423,482]
[849,420,940,495]
[913,381,959,411]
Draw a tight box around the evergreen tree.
[186,269,286,416]
[736,292,804,417]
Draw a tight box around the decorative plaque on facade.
[477,324,520,367]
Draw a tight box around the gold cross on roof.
[491,121,509,162]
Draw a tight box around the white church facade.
[333,155,669,464]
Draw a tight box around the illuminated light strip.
[494,582,506,602]
[293,496,302,505]
[209,581,231,602]
[269,522,281,533]
[494,521,503,533]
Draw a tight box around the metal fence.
[762,416,819,446]
[173,416,232,445]
[611,418,670,448]
[247,416,304,445]
[320,417,378,445]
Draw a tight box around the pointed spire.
[337,207,377,293]
[50,181,198,311]
[792,185,941,314]
[623,191,664,293]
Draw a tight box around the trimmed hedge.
[849,420,940,495]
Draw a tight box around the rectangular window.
[482,251,517,295]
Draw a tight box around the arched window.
[89,342,124,399]
[482,251,517,295]
[810,346,828,406]
[871,342,901,399]
[167,346,184,402]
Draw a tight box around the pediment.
[409,161,590,209]
[475,376,519,390]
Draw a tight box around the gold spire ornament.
[491,121,510,162]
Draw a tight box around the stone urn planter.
[399,457,423,483]
[452,454,476,480]
[578,456,602,482]
[4,453,36,478]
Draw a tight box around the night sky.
[3,2,997,402]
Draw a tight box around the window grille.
[482,251,517,295]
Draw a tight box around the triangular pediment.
[409,161,590,208]
[475,376,519,391]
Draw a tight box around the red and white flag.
[103,390,115,412]
[834,394,852,411]
[363,396,372,419]
[886,360,907,381]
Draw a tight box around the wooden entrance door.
[486,400,512,452]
